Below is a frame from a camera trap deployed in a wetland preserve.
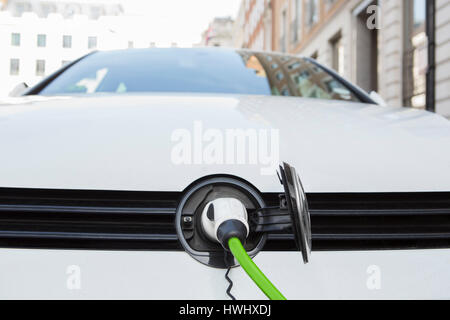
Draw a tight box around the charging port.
[175,177,267,269]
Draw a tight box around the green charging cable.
[228,237,286,300]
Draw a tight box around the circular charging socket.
[175,177,267,269]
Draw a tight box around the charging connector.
[228,237,286,300]
[201,198,249,249]
[177,163,310,300]
[200,197,286,300]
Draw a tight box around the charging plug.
[201,198,249,250]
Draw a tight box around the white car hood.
[0,94,449,193]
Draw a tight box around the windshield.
[38,48,361,102]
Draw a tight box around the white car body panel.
[0,94,449,299]
[0,94,449,193]
[1,249,449,299]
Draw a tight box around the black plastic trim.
[305,57,377,104]
[264,192,450,251]
[0,188,448,251]
[0,187,181,251]
[24,51,96,96]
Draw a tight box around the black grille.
[0,188,181,250]
[265,192,450,251]
[0,188,449,251]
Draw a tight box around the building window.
[41,3,57,17]
[296,0,303,39]
[88,36,97,49]
[11,33,21,46]
[14,2,31,17]
[279,9,287,52]
[64,3,81,18]
[306,0,319,29]
[128,41,134,48]
[62,60,71,67]
[276,71,285,81]
[90,6,104,20]
[330,31,344,75]
[37,34,46,47]
[36,60,45,76]
[403,0,427,109]
[63,35,72,48]
[355,3,379,93]
[10,59,20,75]
[291,0,302,43]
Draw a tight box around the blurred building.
[200,17,234,47]
[234,0,450,119]
[234,0,272,50]
[0,0,123,18]
[0,0,152,97]
[232,3,246,48]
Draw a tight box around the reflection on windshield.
[74,68,108,93]
[38,49,360,102]
[246,52,359,101]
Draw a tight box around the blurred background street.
[0,0,449,119]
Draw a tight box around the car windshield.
[38,48,361,102]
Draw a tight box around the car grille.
[0,188,181,250]
[265,192,450,251]
[0,188,449,251]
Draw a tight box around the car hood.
[1,93,449,193]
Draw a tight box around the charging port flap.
[279,162,312,263]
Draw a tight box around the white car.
[1,48,449,300]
